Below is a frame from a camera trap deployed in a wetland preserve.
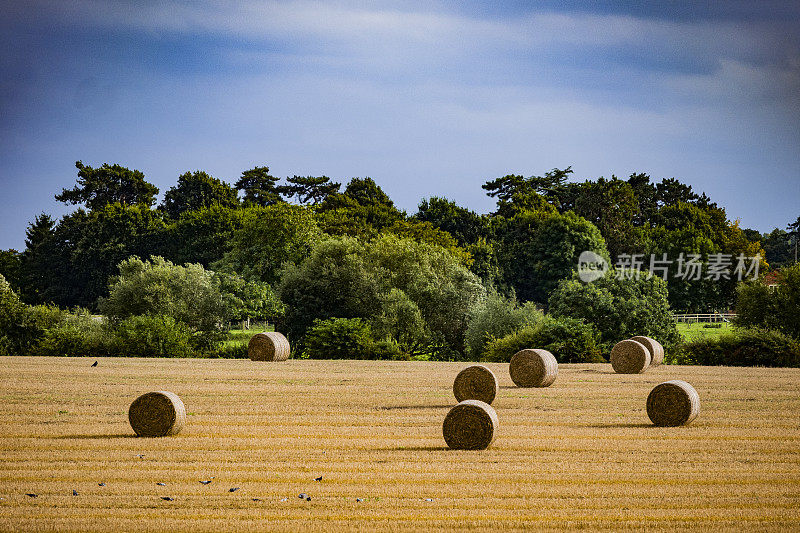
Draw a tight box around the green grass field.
[676,322,733,342]
[1,357,799,531]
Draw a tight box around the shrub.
[735,263,800,339]
[548,270,680,351]
[674,328,800,367]
[109,314,194,358]
[465,292,542,359]
[482,315,604,363]
[31,312,110,357]
[302,317,376,360]
[0,275,67,355]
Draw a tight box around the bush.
[465,292,542,359]
[109,315,194,358]
[482,315,604,363]
[31,311,110,357]
[735,264,800,339]
[548,270,680,352]
[302,317,377,360]
[674,328,800,367]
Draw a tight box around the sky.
[1,0,799,251]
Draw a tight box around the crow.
[229,487,240,493]
[199,480,213,485]
[72,490,78,496]
[314,476,323,482]
[161,497,173,501]
[98,483,105,487]
[91,361,98,367]
[156,483,166,486]
[25,493,37,498]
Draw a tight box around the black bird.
[306,497,312,501]
[156,483,166,486]
[98,483,105,487]
[91,361,98,367]
[298,493,307,499]
[72,490,78,496]
[161,497,174,501]
[25,493,37,498]
[199,478,214,485]
[314,476,323,482]
[251,498,262,502]
[356,498,363,502]
[229,487,240,493]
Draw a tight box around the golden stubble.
[0,357,799,532]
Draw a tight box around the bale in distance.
[442,399,498,450]
[610,339,651,374]
[509,349,558,387]
[248,331,290,361]
[453,365,498,404]
[128,391,186,437]
[631,336,664,367]
[647,380,700,427]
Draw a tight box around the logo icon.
[578,251,608,283]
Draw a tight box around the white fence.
[671,313,736,324]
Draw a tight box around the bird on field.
[306,497,312,501]
[356,498,363,502]
[229,487,239,493]
[72,490,78,496]
[136,454,145,459]
[314,476,323,482]
[98,483,105,487]
[251,498,262,502]
[25,493,37,498]
[199,478,214,485]
[298,493,307,499]
[156,483,166,486]
[91,361,98,367]
[161,497,173,501]
[280,497,287,502]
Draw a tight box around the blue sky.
[1,1,798,250]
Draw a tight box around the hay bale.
[442,399,498,450]
[453,365,498,404]
[128,391,185,437]
[647,380,700,426]
[610,339,651,374]
[509,349,558,387]
[631,336,664,367]
[248,331,290,361]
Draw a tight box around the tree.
[0,249,21,294]
[573,176,639,259]
[235,166,285,207]
[482,173,560,217]
[212,271,284,324]
[762,228,794,269]
[788,216,800,264]
[415,197,489,246]
[216,204,322,284]
[162,205,244,268]
[548,270,680,351]
[494,210,609,303]
[161,171,239,219]
[99,256,230,349]
[627,172,658,226]
[56,161,159,210]
[382,219,472,267]
[735,263,800,339]
[278,175,341,204]
[464,292,542,359]
[18,214,63,305]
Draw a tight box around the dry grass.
[1,357,799,532]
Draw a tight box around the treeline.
[0,161,798,362]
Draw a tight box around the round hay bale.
[610,339,651,374]
[442,400,498,450]
[509,348,558,387]
[631,336,664,367]
[453,365,498,404]
[128,391,185,437]
[647,380,700,427]
[248,331,290,361]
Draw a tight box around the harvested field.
[1,356,799,532]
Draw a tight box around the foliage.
[302,317,377,359]
[162,205,244,268]
[735,263,800,339]
[99,256,229,350]
[109,314,194,358]
[55,161,159,210]
[383,219,472,266]
[465,292,543,359]
[482,168,571,216]
[482,315,603,363]
[30,311,109,357]
[217,204,321,284]
[762,228,794,269]
[415,197,489,246]
[495,210,608,303]
[573,176,639,258]
[213,270,284,323]
[161,171,239,219]
[0,249,22,293]
[235,166,285,207]
[278,175,341,204]
[279,235,485,357]
[673,328,800,367]
[548,270,680,351]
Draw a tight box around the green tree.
[18,214,68,305]
[548,270,680,351]
[464,292,543,359]
[56,161,159,210]
[495,210,608,303]
[574,177,639,258]
[235,166,285,207]
[161,171,239,219]
[216,204,322,284]
[762,228,794,269]
[415,197,490,246]
[0,250,21,293]
[213,271,284,324]
[735,263,800,339]
[162,205,244,267]
[627,172,658,226]
[278,175,341,204]
[99,256,230,350]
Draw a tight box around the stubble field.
[1,356,799,532]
